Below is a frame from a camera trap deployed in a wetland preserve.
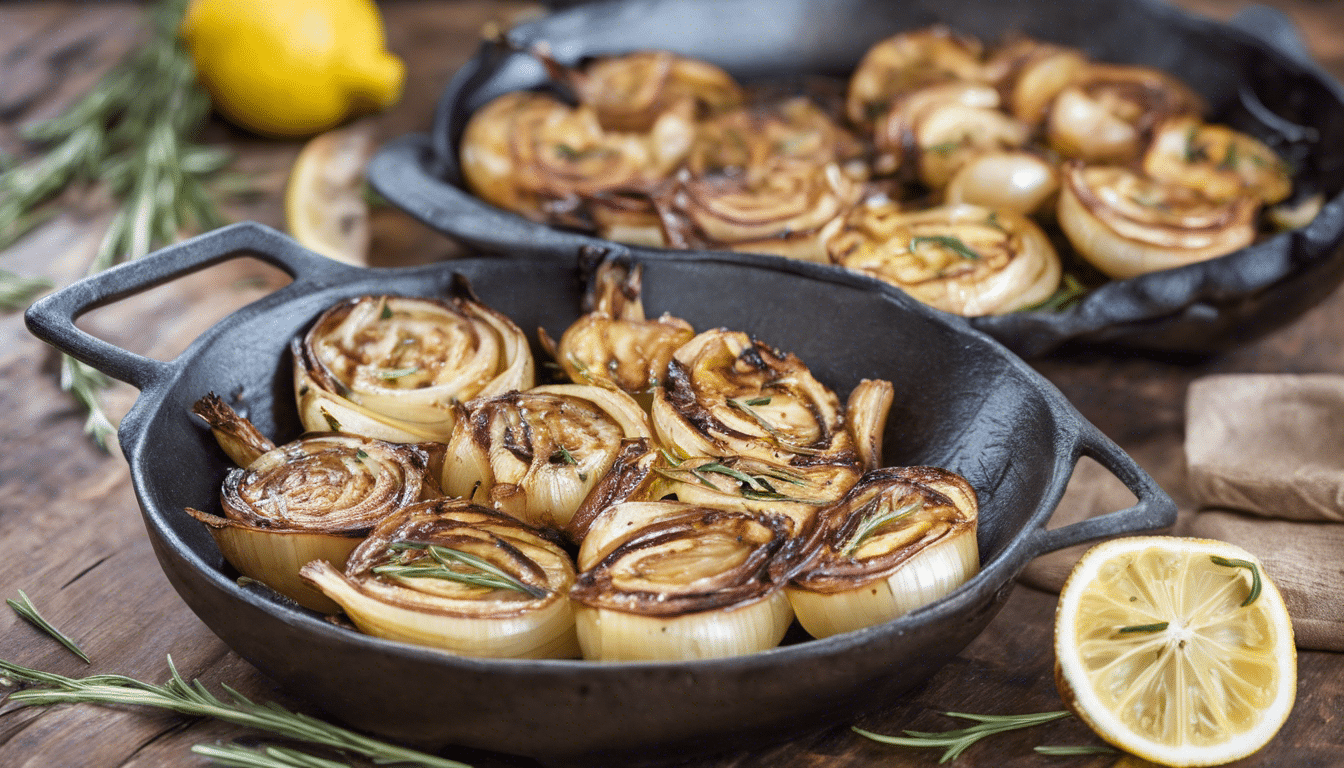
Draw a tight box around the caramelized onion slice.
[871,81,1001,176]
[651,329,857,466]
[192,392,276,468]
[846,26,986,129]
[846,378,894,473]
[788,466,978,639]
[301,500,579,658]
[571,501,798,660]
[983,37,1089,127]
[1057,162,1257,278]
[822,201,1062,316]
[650,455,860,538]
[1143,116,1292,205]
[540,259,694,398]
[1046,63,1205,164]
[442,384,652,530]
[187,432,435,611]
[459,90,694,225]
[911,101,1030,190]
[294,286,534,443]
[547,49,744,133]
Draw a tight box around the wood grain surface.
[2,2,1342,767]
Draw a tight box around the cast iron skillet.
[366,0,1344,358]
[26,222,1175,764]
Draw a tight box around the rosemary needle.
[854,710,1072,763]
[0,656,469,768]
[6,590,90,663]
[191,743,354,768]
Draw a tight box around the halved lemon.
[1054,536,1295,767]
[285,123,376,264]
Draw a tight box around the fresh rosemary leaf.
[1117,622,1169,634]
[909,235,980,261]
[380,542,548,599]
[60,357,116,449]
[192,742,352,768]
[0,270,53,311]
[854,710,1072,763]
[1210,555,1262,606]
[726,398,826,456]
[1020,273,1088,313]
[0,656,469,768]
[373,367,419,380]
[6,590,90,663]
[841,499,922,556]
[742,396,772,406]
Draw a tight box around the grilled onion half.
[302,500,579,659]
[459,90,694,228]
[983,37,1089,128]
[788,466,978,639]
[293,288,534,444]
[1143,116,1292,205]
[651,329,858,467]
[822,201,1061,316]
[846,26,985,129]
[539,259,695,400]
[571,501,799,660]
[943,150,1060,216]
[1046,63,1205,164]
[442,384,652,530]
[1057,161,1258,278]
[545,49,744,133]
[187,432,436,612]
[651,99,867,262]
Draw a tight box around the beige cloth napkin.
[1021,373,1344,652]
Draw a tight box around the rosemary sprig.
[1020,273,1089,314]
[726,397,826,456]
[1210,555,1262,607]
[6,590,90,663]
[0,656,469,768]
[841,498,922,556]
[191,743,351,768]
[376,542,548,599]
[1,0,232,448]
[1117,621,1169,634]
[854,710,1072,763]
[909,235,980,261]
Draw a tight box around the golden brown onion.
[871,81,1001,176]
[846,378,895,473]
[459,90,694,227]
[1057,162,1258,278]
[187,433,436,612]
[846,26,986,129]
[943,150,1060,215]
[301,500,579,659]
[192,392,276,468]
[910,100,1030,190]
[546,49,744,133]
[1046,63,1205,164]
[650,455,859,538]
[650,99,867,262]
[571,501,798,660]
[983,37,1089,127]
[441,384,652,530]
[1142,116,1292,205]
[788,466,979,638]
[293,287,534,444]
[822,201,1061,316]
[651,329,859,467]
[539,259,694,400]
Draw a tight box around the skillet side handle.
[367,134,602,258]
[1023,422,1178,560]
[24,221,342,391]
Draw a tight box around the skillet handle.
[1022,422,1178,560]
[24,222,349,391]
[367,134,603,258]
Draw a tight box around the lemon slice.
[285,123,376,264]
[1054,536,1296,767]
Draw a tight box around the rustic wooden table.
[2,2,1342,766]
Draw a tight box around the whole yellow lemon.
[181,0,405,138]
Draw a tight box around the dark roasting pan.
[25,222,1175,764]
[366,0,1344,357]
